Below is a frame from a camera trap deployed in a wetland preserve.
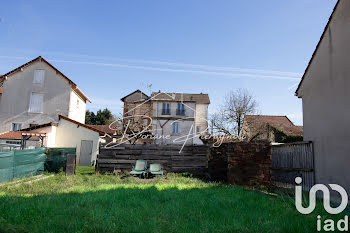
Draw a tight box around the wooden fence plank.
[97,144,209,175]
[271,142,314,190]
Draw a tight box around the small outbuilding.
[21,115,103,166]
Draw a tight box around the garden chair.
[148,163,163,177]
[130,160,147,178]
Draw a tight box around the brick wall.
[209,141,271,186]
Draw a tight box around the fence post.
[66,154,76,175]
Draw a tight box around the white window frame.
[33,69,45,84]
[29,93,44,113]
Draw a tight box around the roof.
[295,0,340,96]
[21,122,58,131]
[151,92,210,104]
[0,131,41,140]
[86,124,116,135]
[59,115,105,134]
[120,89,149,102]
[0,56,91,102]
[244,115,303,136]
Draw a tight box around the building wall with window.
[0,61,78,133]
[152,101,197,144]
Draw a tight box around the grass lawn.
[0,167,345,233]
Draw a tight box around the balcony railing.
[162,109,171,115]
[176,109,185,115]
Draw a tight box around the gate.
[271,142,314,190]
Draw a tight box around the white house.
[296,0,350,197]
[20,115,103,166]
[0,56,91,133]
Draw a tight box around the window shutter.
[29,93,44,113]
[173,122,179,134]
[33,70,45,84]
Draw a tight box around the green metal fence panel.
[13,148,46,178]
[45,148,76,172]
[0,151,14,183]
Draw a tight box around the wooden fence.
[271,142,314,190]
[97,144,209,176]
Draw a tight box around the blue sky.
[0,0,337,125]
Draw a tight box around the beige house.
[20,115,103,165]
[0,56,91,133]
[296,0,350,195]
[119,90,210,145]
[151,91,210,145]
[241,115,303,143]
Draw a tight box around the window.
[29,93,44,113]
[176,103,185,115]
[12,123,21,131]
[142,119,148,126]
[196,126,200,134]
[172,122,179,134]
[76,99,80,109]
[162,103,170,115]
[33,70,45,84]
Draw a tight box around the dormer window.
[33,70,45,84]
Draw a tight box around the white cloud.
[0,53,301,81]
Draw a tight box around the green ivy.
[273,127,303,143]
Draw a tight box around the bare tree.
[211,89,258,135]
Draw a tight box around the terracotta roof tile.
[244,115,303,136]
[151,92,210,104]
[86,125,116,135]
[0,131,41,139]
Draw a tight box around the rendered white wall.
[55,118,100,165]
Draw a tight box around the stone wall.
[208,141,271,186]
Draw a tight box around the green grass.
[0,172,345,233]
[75,165,96,175]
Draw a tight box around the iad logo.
[295,177,349,231]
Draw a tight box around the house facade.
[0,56,90,133]
[296,0,350,197]
[119,90,210,145]
[151,92,210,145]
